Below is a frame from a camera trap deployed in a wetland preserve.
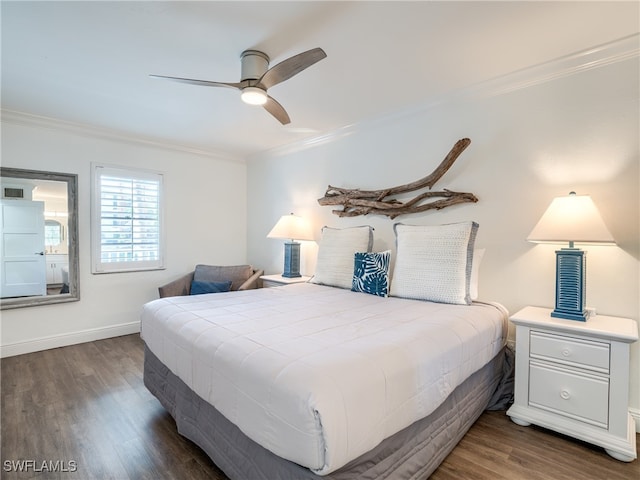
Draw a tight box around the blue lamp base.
[282,241,301,278]
[551,248,587,321]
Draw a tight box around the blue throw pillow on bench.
[190,280,233,296]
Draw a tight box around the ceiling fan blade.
[149,74,241,90]
[258,47,327,90]
[262,95,291,125]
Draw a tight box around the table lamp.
[267,213,314,278]
[527,191,615,321]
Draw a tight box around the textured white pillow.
[311,226,374,289]
[389,222,479,305]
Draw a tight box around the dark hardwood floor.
[1,334,638,479]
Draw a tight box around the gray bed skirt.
[144,344,513,479]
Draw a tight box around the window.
[91,165,164,273]
[44,220,63,246]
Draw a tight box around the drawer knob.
[561,348,571,357]
[560,390,571,400]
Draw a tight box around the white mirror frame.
[1,167,80,309]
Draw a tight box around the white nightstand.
[506,306,638,462]
[260,274,311,288]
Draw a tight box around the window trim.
[91,163,165,274]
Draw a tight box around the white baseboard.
[0,321,140,358]
[630,408,640,433]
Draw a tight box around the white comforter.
[141,283,507,475]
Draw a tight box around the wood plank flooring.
[1,334,638,479]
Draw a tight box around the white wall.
[247,56,640,419]
[1,118,247,355]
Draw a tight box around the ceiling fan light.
[241,87,267,106]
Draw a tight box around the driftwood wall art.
[317,138,478,219]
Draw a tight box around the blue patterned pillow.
[190,280,232,295]
[352,251,391,297]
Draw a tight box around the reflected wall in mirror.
[1,167,79,309]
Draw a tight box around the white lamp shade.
[527,193,615,245]
[267,213,314,241]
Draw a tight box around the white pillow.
[470,248,485,301]
[311,226,374,289]
[389,222,479,305]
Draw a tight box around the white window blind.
[92,165,164,273]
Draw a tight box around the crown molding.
[464,32,639,99]
[253,33,639,161]
[0,109,244,164]
[3,34,637,164]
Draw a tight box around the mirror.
[1,167,79,309]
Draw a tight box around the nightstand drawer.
[530,331,610,373]
[529,361,609,428]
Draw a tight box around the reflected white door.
[1,200,47,298]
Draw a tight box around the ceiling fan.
[150,47,327,125]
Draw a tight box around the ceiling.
[2,1,638,159]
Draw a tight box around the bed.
[141,222,513,478]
